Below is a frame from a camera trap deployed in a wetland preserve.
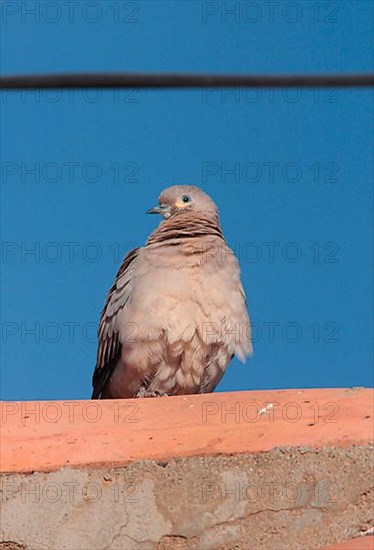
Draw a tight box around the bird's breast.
[118,241,248,351]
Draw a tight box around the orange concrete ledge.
[1,388,372,473]
[321,535,374,549]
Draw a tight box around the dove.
[91,185,252,399]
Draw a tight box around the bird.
[91,185,252,399]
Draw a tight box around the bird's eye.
[182,195,191,203]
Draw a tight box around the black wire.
[1,73,373,89]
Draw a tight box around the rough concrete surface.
[1,446,373,550]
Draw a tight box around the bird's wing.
[91,247,139,399]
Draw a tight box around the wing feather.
[91,247,139,399]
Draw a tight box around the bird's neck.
[147,211,223,246]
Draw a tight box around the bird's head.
[147,185,218,219]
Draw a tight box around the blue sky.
[1,0,373,400]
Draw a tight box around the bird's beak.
[146,203,170,217]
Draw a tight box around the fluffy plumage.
[91,185,252,399]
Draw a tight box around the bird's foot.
[135,388,170,398]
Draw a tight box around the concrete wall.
[1,388,373,549]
